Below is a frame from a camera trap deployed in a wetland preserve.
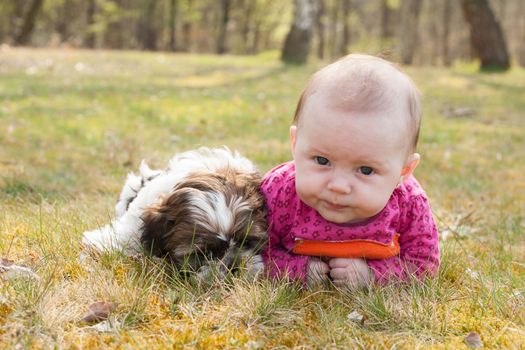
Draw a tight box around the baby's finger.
[329,267,353,280]
[332,279,345,287]
[332,278,360,288]
[309,259,330,275]
[329,258,356,269]
[318,261,330,274]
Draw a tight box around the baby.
[261,54,440,289]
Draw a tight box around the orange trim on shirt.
[292,234,400,259]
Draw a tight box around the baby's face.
[291,95,414,224]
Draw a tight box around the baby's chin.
[316,207,367,225]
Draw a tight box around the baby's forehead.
[303,58,417,134]
[310,58,409,110]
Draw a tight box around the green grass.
[1,48,524,349]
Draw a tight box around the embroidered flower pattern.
[261,162,440,284]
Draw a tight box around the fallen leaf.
[81,301,119,323]
[464,332,483,348]
[0,258,14,267]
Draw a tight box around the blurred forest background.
[1,0,524,69]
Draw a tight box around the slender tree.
[217,0,231,54]
[281,0,319,64]
[85,0,96,48]
[519,0,525,67]
[240,0,255,54]
[55,0,74,43]
[441,0,451,66]
[461,0,510,70]
[380,0,393,41]
[139,0,160,50]
[14,0,45,46]
[9,2,27,40]
[329,0,339,58]
[103,0,125,49]
[339,0,351,57]
[316,0,325,59]
[182,0,194,52]
[399,0,422,65]
[169,0,179,51]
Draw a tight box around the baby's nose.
[327,175,351,194]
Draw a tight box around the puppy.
[82,147,268,279]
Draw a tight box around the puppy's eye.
[239,236,264,252]
[314,156,330,166]
[202,239,229,259]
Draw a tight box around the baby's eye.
[359,166,374,175]
[314,156,330,166]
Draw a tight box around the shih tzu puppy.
[82,147,268,279]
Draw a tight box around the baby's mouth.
[323,200,348,210]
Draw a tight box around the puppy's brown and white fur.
[82,147,267,278]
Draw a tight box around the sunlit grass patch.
[0,48,524,348]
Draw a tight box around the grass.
[1,47,524,349]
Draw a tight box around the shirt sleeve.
[367,194,440,284]
[260,165,309,284]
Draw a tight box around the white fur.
[82,147,257,254]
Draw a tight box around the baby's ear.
[289,125,297,156]
[400,153,420,184]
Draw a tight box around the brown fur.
[140,168,267,273]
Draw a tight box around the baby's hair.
[292,54,422,151]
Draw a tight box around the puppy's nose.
[221,246,240,270]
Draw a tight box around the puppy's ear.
[141,205,173,256]
[141,188,195,258]
[237,172,264,207]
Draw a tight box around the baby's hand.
[306,258,330,289]
[329,258,373,289]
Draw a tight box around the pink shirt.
[261,161,440,285]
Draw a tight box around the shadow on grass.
[0,176,64,202]
[1,65,291,101]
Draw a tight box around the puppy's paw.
[241,254,265,281]
[82,226,116,251]
[195,262,227,286]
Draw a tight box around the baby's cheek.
[363,189,391,214]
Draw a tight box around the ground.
[0,48,524,349]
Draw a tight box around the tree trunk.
[251,19,261,54]
[316,0,325,59]
[441,0,451,66]
[103,0,124,49]
[84,0,96,48]
[169,0,178,51]
[461,0,510,71]
[281,0,319,64]
[56,0,74,43]
[216,0,231,54]
[241,0,256,54]
[14,0,45,46]
[339,0,351,57]
[138,0,159,51]
[9,1,27,40]
[519,0,525,67]
[399,0,422,65]
[182,0,193,52]
[329,0,339,59]
[380,0,393,40]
